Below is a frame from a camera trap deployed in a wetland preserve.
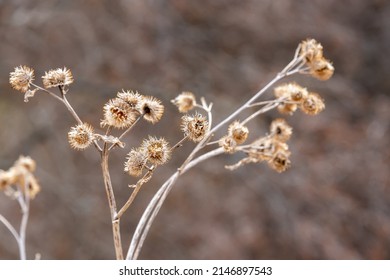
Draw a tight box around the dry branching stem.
[0,184,31,260]
[6,39,334,260]
[126,51,308,260]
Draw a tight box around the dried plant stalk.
[5,38,334,260]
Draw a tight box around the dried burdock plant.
[0,156,40,260]
[4,38,334,259]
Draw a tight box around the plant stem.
[17,190,30,260]
[171,136,188,151]
[0,187,31,260]
[100,145,123,260]
[108,114,144,151]
[0,214,20,248]
[31,83,63,103]
[59,86,83,125]
[241,102,280,126]
[126,147,224,259]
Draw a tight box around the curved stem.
[0,214,19,246]
[126,147,224,259]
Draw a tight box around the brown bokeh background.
[0,0,389,259]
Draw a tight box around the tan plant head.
[68,123,95,150]
[42,67,74,89]
[171,91,197,113]
[9,66,34,93]
[139,96,164,124]
[181,112,209,142]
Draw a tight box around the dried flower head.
[139,96,164,124]
[117,90,144,109]
[68,123,95,150]
[299,38,323,63]
[274,83,308,104]
[15,156,36,173]
[1,156,41,198]
[42,67,74,88]
[270,118,293,142]
[124,148,148,177]
[23,175,41,199]
[309,58,335,81]
[181,112,209,142]
[219,135,237,154]
[9,66,34,93]
[300,92,325,115]
[171,91,197,113]
[141,136,171,165]
[101,98,138,128]
[268,149,291,173]
[228,121,249,144]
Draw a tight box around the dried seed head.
[68,123,95,150]
[181,113,209,142]
[299,38,323,63]
[25,175,41,199]
[15,156,36,173]
[1,156,41,199]
[219,135,237,154]
[9,66,34,93]
[268,149,291,173]
[309,58,335,81]
[171,91,196,113]
[139,96,164,124]
[124,148,148,177]
[274,83,308,102]
[228,121,249,145]
[101,98,138,128]
[270,118,293,142]
[141,136,171,165]
[117,90,144,109]
[42,67,74,88]
[274,84,292,99]
[300,92,325,115]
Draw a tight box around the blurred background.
[0,0,389,259]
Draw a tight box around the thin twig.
[115,170,154,221]
[241,102,280,126]
[171,136,188,151]
[108,114,144,151]
[59,86,83,125]
[248,99,282,107]
[31,83,63,103]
